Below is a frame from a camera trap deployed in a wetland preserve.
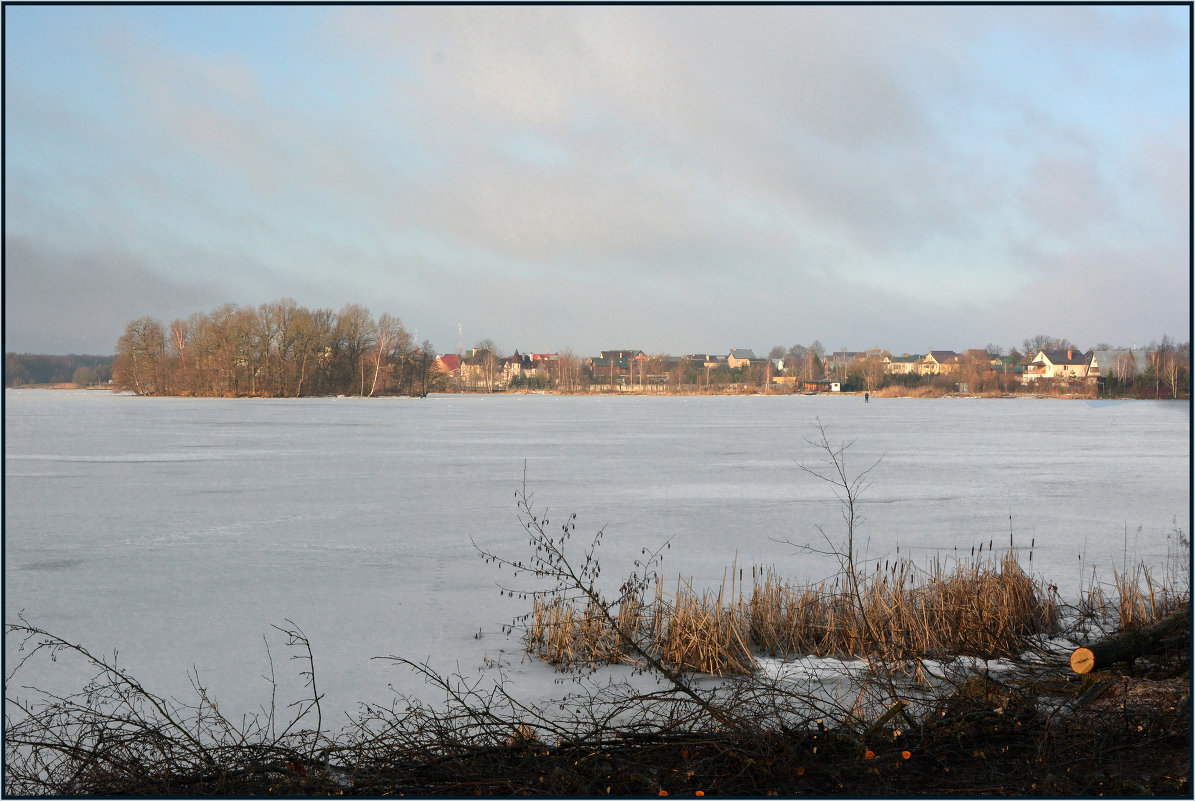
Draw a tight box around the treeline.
[112,299,446,398]
[5,353,113,388]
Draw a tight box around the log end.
[1070,646,1096,675]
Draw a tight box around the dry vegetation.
[528,552,1063,676]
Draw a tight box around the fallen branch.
[1069,603,1189,674]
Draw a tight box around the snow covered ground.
[5,389,1189,723]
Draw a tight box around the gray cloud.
[5,5,1188,356]
[4,236,229,354]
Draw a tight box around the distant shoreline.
[6,384,1170,401]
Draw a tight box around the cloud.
[1017,155,1115,242]
[3,5,1188,356]
[1006,241,1190,349]
[4,236,228,354]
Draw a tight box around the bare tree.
[113,317,167,395]
[409,340,445,397]
[551,349,583,394]
[473,339,502,392]
[367,313,410,397]
[334,304,376,396]
[1022,334,1075,358]
[252,299,297,396]
[167,318,192,394]
[861,348,886,392]
[785,420,886,649]
[289,308,334,397]
[1159,338,1188,399]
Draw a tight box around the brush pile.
[5,613,1188,796]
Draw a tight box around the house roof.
[728,348,757,360]
[591,356,632,369]
[436,354,460,371]
[1034,349,1091,366]
[926,351,960,363]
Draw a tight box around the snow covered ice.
[5,389,1189,721]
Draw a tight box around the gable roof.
[1033,349,1091,367]
[926,351,961,364]
[728,348,757,360]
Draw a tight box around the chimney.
[1067,349,1073,360]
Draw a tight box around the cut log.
[1070,603,1189,675]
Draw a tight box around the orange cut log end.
[1070,647,1096,675]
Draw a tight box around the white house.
[1023,349,1093,383]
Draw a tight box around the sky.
[4,4,1190,357]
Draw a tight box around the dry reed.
[525,542,1188,677]
[528,549,1069,674]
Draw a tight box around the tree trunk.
[1070,603,1189,674]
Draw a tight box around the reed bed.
[655,576,755,676]
[527,550,1075,674]
[1111,563,1186,629]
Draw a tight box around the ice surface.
[4,390,1190,722]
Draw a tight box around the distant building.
[727,348,758,369]
[434,353,461,377]
[589,350,647,387]
[920,351,962,375]
[686,354,727,369]
[883,354,924,375]
[1023,349,1093,383]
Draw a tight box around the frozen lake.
[4,389,1190,723]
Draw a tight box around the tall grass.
[528,549,1074,675]
[1073,522,1190,633]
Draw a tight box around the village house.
[501,350,535,385]
[988,355,1025,383]
[883,354,924,375]
[588,350,647,388]
[920,351,962,375]
[459,346,504,390]
[433,353,461,381]
[802,379,841,393]
[681,354,729,372]
[1023,349,1093,383]
[727,348,758,369]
